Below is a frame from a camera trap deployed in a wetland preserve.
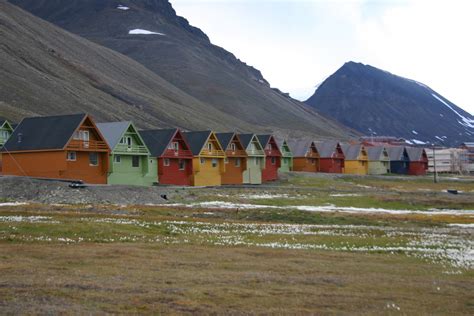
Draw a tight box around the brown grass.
[0,243,472,314]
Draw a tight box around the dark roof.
[238,133,256,149]
[216,132,235,150]
[2,113,86,152]
[257,135,271,147]
[367,146,388,161]
[387,146,408,161]
[183,131,212,155]
[406,147,425,161]
[288,139,314,157]
[96,121,131,149]
[314,141,341,158]
[139,129,177,157]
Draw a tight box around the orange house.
[1,114,110,184]
[216,133,248,185]
[289,139,320,172]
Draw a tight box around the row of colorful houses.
[0,114,433,186]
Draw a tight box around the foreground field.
[0,173,473,314]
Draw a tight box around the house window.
[224,158,229,164]
[235,158,241,167]
[132,156,140,168]
[114,155,121,163]
[67,151,76,161]
[200,158,205,164]
[74,130,89,141]
[230,143,236,151]
[208,143,212,152]
[164,158,170,167]
[311,159,315,165]
[168,142,179,150]
[255,159,260,166]
[271,157,276,165]
[179,159,186,170]
[266,144,271,150]
[89,152,98,166]
[211,159,218,168]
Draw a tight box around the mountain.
[6,0,354,139]
[0,0,257,131]
[305,62,474,146]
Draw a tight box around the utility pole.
[432,145,438,183]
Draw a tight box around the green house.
[367,146,390,175]
[276,138,293,172]
[238,134,265,184]
[0,118,14,148]
[96,122,157,186]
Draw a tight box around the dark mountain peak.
[305,63,474,146]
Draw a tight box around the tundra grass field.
[0,173,473,314]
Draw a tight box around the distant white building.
[460,143,474,173]
[425,147,470,174]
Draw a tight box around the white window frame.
[224,158,229,164]
[230,143,236,151]
[271,157,276,165]
[173,142,179,151]
[235,158,241,167]
[200,158,205,164]
[114,155,121,163]
[67,151,76,161]
[164,158,170,167]
[208,143,212,152]
[211,158,218,168]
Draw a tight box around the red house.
[314,141,345,173]
[406,147,428,175]
[139,129,194,185]
[257,135,282,181]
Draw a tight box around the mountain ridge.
[2,0,355,139]
[305,61,474,146]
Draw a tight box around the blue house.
[387,146,410,174]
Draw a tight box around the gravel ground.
[0,176,189,205]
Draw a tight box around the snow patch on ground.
[165,201,474,216]
[129,29,165,36]
[432,93,474,128]
[448,223,474,228]
[0,202,28,207]
[329,194,362,197]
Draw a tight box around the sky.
[170,0,474,115]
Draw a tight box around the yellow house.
[183,131,225,186]
[340,144,368,175]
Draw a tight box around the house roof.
[341,144,364,160]
[367,146,383,161]
[96,121,132,150]
[238,134,256,149]
[288,139,314,157]
[2,113,86,152]
[139,129,177,157]
[257,135,272,147]
[216,132,235,150]
[183,131,213,155]
[406,147,425,161]
[314,141,341,158]
[387,146,408,161]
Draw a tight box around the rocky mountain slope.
[305,62,474,146]
[6,0,353,138]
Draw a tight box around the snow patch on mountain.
[431,94,474,128]
[412,130,418,135]
[411,139,426,145]
[117,5,129,10]
[129,29,165,36]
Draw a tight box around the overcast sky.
[171,0,474,115]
